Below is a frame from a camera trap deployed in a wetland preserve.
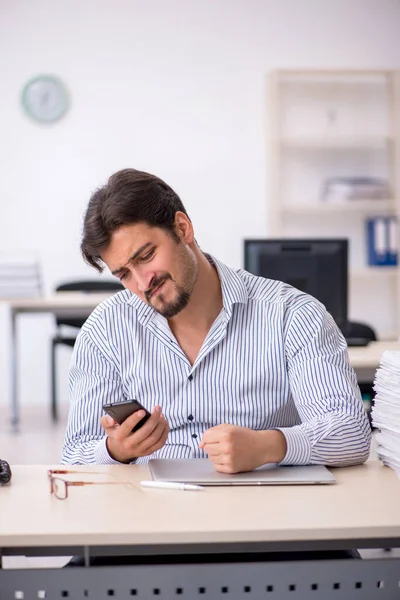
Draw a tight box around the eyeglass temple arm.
[50,470,108,475]
[68,481,130,487]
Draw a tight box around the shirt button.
[192,433,198,439]
[188,374,193,381]
[188,414,194,421]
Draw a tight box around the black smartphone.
[102,399,151,433]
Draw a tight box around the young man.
[62,168,371,468]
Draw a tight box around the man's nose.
[135,270,155,293]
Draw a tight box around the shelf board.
[280,135,393,149]
[276,69,395,77]
[282,200,395,214]
[351,267,397,278]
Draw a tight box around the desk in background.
[348,340,400,383]
[6,292,400,428]
[1,461,400,598]
[7,293,112,428]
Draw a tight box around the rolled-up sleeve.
[61,330,124,465]
[277,300,371,466]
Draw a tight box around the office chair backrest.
[346,321,377,342]
[55,279,124,329]
[55,280,124,293]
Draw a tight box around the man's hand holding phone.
[101,404,169,463]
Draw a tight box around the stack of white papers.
[0,257,42,298]
[372,351,400,474]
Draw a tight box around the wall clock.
[21,75,69,124]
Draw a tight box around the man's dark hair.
[81,168,189,272]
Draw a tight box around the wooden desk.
[1,461,400,550]
[6,293,112,428]
[1,462,400,598]
[348,340,400,382]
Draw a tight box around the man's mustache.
[145,275,171,301]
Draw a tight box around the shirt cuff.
[95,437,126,465]
[275,426,312,466]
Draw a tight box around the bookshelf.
[268,69,400,340]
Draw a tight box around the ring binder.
[366,216,398,266]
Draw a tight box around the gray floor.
[0,403,68,465]
[0,404,399,568]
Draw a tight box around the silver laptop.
[149,459,336,486]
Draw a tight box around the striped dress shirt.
[62,256,371,466]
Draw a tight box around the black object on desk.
[0,459,12,485]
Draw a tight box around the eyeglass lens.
[52,477,67,500]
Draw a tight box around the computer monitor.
[244,239,348,333]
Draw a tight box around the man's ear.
[174,211,194,244]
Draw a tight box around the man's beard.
[155,285,191,319]
[145,246,197,319]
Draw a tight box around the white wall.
[0,0,400,415]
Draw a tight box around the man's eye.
[141,249,155,261]
[119,272,128,281]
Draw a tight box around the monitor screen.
[244,239,348,332]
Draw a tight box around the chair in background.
[346,321,377,345]
[51,280,124,421]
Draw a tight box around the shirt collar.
[207,254,248,319]
[125,253,249,325]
